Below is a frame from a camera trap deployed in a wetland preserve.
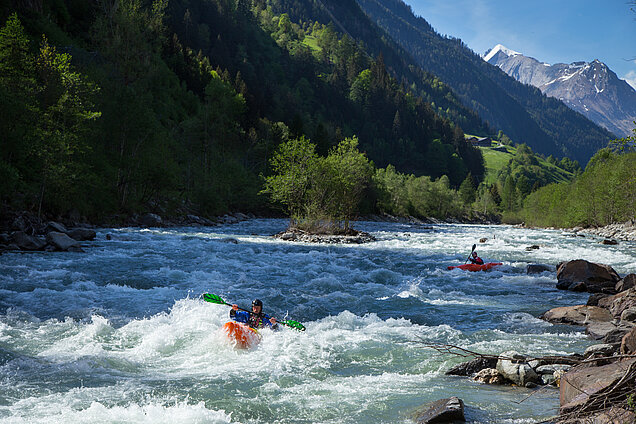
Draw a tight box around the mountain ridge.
[485,44,636,137]
[355,0,616,165]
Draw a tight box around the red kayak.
[222,321,261,349]
[447,262,503,272]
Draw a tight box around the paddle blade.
[203,293,228,305]
[280,319,306,331]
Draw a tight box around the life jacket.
[471,255,484,265]
[230,309,276,329]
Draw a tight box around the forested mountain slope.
[0,0,485,219]
[356,0,616,165]
[259,0,488,136]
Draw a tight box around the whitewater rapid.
[1,219,634,423]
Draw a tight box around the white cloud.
[625,70,636,90]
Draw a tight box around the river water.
[1,219,635,423]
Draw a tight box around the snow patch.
[484,44,521,62]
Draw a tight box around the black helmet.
[252,299,263,307]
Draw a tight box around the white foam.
[3,386,234,424]
[2,221,634,423]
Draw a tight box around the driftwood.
[416,341,583,365]
[416,341,636,423]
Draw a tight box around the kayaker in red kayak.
[469,251,484,265]
[230,299,278,329]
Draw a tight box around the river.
[1,219,635,423]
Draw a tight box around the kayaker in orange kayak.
[469,251,484,265]
[230,299,278,329]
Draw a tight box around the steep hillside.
[355,0,617,165]
[0,0,487,219]
[486,44,636,137]
[255,0,489,137]
[164,0,486,181]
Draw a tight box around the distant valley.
[355,0,616,165]
[485,44,636,137]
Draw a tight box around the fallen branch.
[414,341,583,365]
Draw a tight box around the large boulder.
[445,357,497,376]
[413,397,465,423]
[66,228,96,241]
[616,274,636,293]
[621,327,636,354]
[472,368,505,385]
[43,221,68,234]
[540,305,612,326]
[620,307,636,322]
[221,214,238,224]
[526,264,554,274]
[560,359,636,412]
[583,344,617,358]
[586,293,610,306]
[556,260,620,293]
[496,351,540,386]
[601,325,633,344]
[46,232,81,251]
[586,321,618,340]
[138,213,162,227]
[11,231,46,251]
[233,212,249,221]
[600,287,636,319]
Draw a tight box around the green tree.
[261,136,319,222]
[458,173,476,204]
[429,175,455,217]
[609,123,636,153]
[350,69,371,103]
[33,36,101,216]
[489,183,501,207]
[0,15,100,214]
[0,14,35,200]
[500,175,518,211]
[323,136,372,228]
[372,165,410,216]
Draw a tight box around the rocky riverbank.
[543,259,636,423]
[425,259,636,424]
[360,212,501,226]
[572,220,636,242]
[0,210,261,253]
[0,209,384,252]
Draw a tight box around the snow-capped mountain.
[484,44,636,137]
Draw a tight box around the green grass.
[479,144,574,185]
[479,145,514,184]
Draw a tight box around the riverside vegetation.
[0,1,632,235]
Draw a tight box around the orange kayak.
[447,262,503,271]
[223,321,261,349]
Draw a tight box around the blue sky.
[405,0,636,88]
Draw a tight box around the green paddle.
[202,293,306,331]
[464,243,477,264]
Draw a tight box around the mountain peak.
[486,49,636,137]
[483,44,521,62]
